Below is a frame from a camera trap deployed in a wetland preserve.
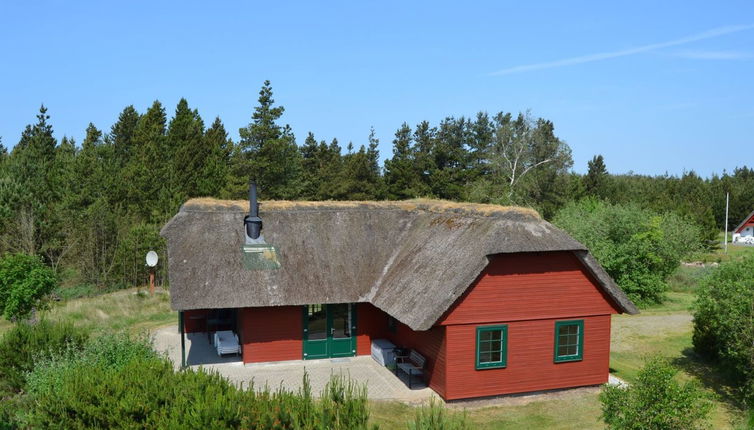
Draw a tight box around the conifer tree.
[429,117,470,200]
[300,132,320,200]
[168,98,205,198]
[126,101,170,221]
[7,105,59,256]
[413,121,435,197]
[338,129,382,200]
[199,117,233,198]
[584,154,609,198]
[0,138,7,167]
[108,105,140,168]
[319,138,343,200]
[236,80,302,199]
[384,122,418,199]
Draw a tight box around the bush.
[693,255,754,404]
[22,334,374,429]
[553,199,702,305]
[0,253,58,321]
[600,357,712,430]
[0,320,88,397]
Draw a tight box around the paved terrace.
[153,325,435,402]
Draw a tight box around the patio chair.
[214,330,241,356]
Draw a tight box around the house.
[161,198,638,401]
[732,209,754,244]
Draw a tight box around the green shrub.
[693,255,754,404]
[0,320,88,397]
[408,397,469,430]
[0,253,58,321]
[23,334,374,429]
[600,357,712,430]
[553,199,702,305]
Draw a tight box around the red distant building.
[163,199,637,401]
[733,210,754,243]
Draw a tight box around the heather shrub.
[22,334,374,429]
[600,357,712,430]
[693,255,754,404]
[0,320,88,397]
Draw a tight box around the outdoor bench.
[394,349,426,388]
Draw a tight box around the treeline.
[0,80,752,291]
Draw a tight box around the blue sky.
[1,1,752,176]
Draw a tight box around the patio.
[152,325,436,402]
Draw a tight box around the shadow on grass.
[671,347,744,410]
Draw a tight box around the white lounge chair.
[214,330,241,356]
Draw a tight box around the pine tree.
[0,138,7,167]
[584,155,609,198]
[319,138,343,200]
[366,127,384,198]
[300,132,320,199]
[412,121,435,197]
[168,98,206,198]
[429,117,470,200]
[108,105,140,168]
[125,101,170,221]
[199,117,233,198]
[235,80,302,199]
[7,105,59,256]
[74,123,105,207]
[384,122,418,199]
[337,129,383,200]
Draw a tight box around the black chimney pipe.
[244,181,262,239]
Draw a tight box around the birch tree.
[490,111,572,202]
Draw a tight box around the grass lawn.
[0,287,176,336]
[693,233,754,263]
[370,393,605,429]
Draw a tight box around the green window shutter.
[554,320,584,363]
[475,325,508,370]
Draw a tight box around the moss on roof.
[182,197,541,219]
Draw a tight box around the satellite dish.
[146,251,159,267]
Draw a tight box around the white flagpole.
[725,193,730,254]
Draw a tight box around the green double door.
[303,303,356,360]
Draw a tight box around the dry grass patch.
[182,197,541,219]
[0,287,176,337]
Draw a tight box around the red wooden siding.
[439,251,621,326]
[736,213,754,233]
[239,306,302,364]
[385,321,448,399]
[182,309,209,333]
[444,315,611,400]
[356,303,389,356]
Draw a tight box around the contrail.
[489,24,754,76]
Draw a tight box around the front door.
[303,304,356,360]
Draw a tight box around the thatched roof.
[162,198,638,331]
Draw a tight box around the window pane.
[558,334,572,346]
[488,330,502,341]
[330,304,351,339]
[307,305,327,340]
[557,344,570,356]
[489,351,501,363]
[479,352,491,363]
[480,331,492,342]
